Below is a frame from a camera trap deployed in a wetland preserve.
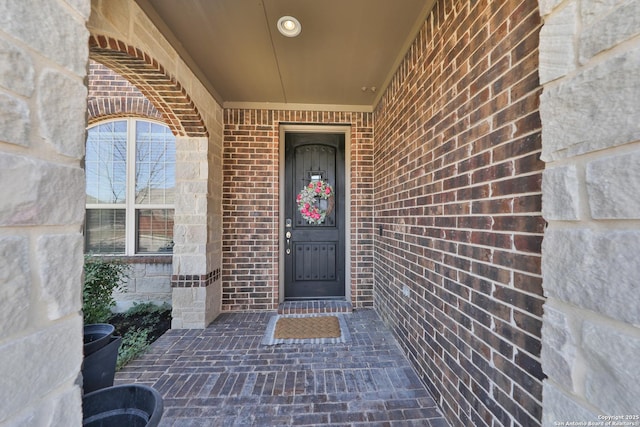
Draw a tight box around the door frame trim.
[278,124,352,303]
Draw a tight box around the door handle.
[286,231,292,254]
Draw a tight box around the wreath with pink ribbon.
[296,180,334,225]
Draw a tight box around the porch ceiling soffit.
[134,0,435,111]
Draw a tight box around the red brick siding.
[374,1,543,426]
[223,110,374,311]
[88,60,163,123]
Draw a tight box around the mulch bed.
[108,308,171,343]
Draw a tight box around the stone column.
[0,1,89,425]
[171,136,221,328]
[539,0,640,423]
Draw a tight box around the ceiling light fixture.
[277,16,301,37]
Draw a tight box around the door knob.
[285,231,292,255]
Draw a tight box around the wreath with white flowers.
[296,180,334,225]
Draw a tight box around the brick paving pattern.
[115,309,449,426]
[277,300,353,315]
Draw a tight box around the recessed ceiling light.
[277,16,301,37]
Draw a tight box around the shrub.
[83,256,129,324]
[116,328,150,370]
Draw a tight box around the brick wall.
[374,1,544,426]
[88,60,163,124]
[223,109,374,311]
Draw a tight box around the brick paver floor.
[115,309,450,426]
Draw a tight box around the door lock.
[285,231,292,254]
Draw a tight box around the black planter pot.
[82,335,121,394]
[83,323,115,356]
[82,384,163,427]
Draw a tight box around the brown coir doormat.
[274,315,341,339]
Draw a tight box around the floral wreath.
[296,180,334,225]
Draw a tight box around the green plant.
[110,302,172,370]
[83,256,129,324]
[116,328,150,370]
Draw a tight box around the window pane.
[86,121,127,204]
[85,209,126,254]
[135,122,176,204]
[136,209,174,253]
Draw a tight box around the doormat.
[276,315,340,339]
[261,314,351,345]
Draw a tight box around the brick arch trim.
[87,97,164,125]
[89,34,208,138]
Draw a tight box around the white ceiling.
[135,0,435,110]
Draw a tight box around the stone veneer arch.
[88,34,208,138]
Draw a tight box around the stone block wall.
[539,0,640,423]
[0,0,89,425]
[113,258,173,312]
[374,1,544,426]
[223,109,374,310]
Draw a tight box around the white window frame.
[86,117,175,256]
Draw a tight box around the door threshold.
[278,300,353,315]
